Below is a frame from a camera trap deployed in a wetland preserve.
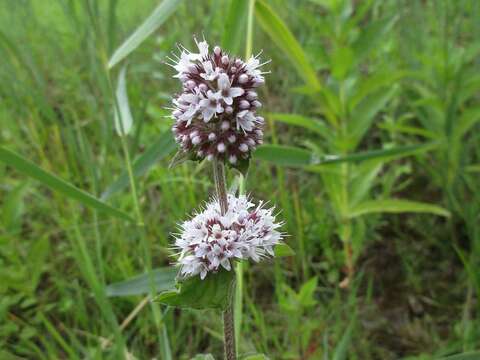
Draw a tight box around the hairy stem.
[212,159,236,360]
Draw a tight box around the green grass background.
[1,0,480,359]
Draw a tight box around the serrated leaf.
[349,199,450,219]
[113,65,133,136]
[0,146,134,222]
[108,0,182,68]
[155,270,235,310]
[106,267,177,297]
[102,132,176,200]
[274,243,295,257]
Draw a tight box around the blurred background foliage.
[1,0,479,359]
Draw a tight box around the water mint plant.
[156,38,284,360]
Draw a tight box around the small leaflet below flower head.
[173,194,283,280]
[167,38,267,168]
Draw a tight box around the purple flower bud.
[225,106,233,114]
[221,55,229,65]
[246,91,257,100]
[238,74,249,84]
[252,100,262,108]
[221,121,230,130]
[239,100,250,109]
[198,83,208,92]
[208,132,217,141]
[230,66,237,73]
[217,142,226,153]
[214,46,221,55]
[192,136,202,145]
[228,135,236,143]
[185,80,196,90]
[239,143,248,152]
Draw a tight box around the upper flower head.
[167,38,267,167]
[173,194,283,280]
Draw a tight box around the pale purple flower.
[199,90,224,122]
[167,38,267,165]
[173,194,283,279]
[216,73,244,105]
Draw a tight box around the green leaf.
[306,142,440,171]
[268,113,333,139]
[155,270,235,310]
[106,267,178,297]
[298,277,318,307]
[0,146,134,222]
[274,243,295,257]
[108,0,182,68]
[352,16,398,63]
[254,145,313,167]
[348,86,396,150]
[454,106,480,140]
[255,0,320,89]
[222,0,249,54]
[438,352,480,360]
[349,199,450,219]
[332,316,355,360]
[102,132,176,200]
[113,65,133,136]
[331,46,354,80]
[231,157,250,177]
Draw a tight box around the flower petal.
[217,73,230,91]
[229,87,244,98]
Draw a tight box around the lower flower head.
[173,194,283,279]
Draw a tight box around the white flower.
[199,90,224,122]
[236,110,257,132]
[216,73,244,105]
[200,61,222,81]
[174,195,284,279]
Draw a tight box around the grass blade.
[0,146,134,222]
[106,267,178,297]
[349,199,450,218]
[101,132,177,200]
[255,0,320,89]
[222,0,249,54]
[113,65,133,136]
[108,0,182,68]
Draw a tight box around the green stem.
[212,159,236,360]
